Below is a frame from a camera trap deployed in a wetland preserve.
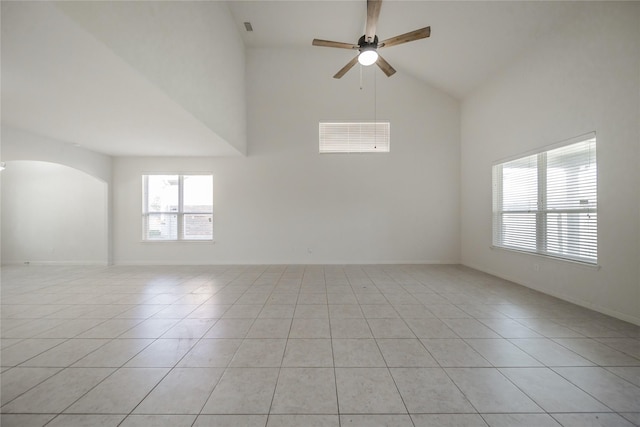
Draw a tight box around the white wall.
[56,1,247,155]
[1,126,113,264]
[1,160,109,265]
[2,126,112,182]
[113,48,460,265]
[461,3,640,324]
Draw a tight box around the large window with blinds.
[492,134,597,264]
[142,174,213,241]
[319,122,390,153]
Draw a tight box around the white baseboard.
[462,262,640,327]
[112,259,461,266]
[1,260,110,266]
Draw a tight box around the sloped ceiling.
[1,1,246,157]
[1,1,586,157]
[228,1,583,98]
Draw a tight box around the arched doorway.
[1,160,109,265]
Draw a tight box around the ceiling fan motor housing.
[358,34,379,52]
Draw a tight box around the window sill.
[490,245,601,270]
[140,240,216,244]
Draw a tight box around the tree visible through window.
[142,174,213,241]
[492,134,597,264]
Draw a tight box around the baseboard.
[113,259,461,266]
[462,262,640,327]
[1,260,110,266]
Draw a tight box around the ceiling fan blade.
[312,39,359,49]
[379,26,431,49]
[365,0,382,42]
[334,56,359,79]
[376,54,396,77]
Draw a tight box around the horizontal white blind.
[493,135,597,264]
[319,122,390,153]
[544,139,597,261]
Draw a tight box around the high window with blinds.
[492,134,597,264]
[142,174,213,241]
[319,122,390,153]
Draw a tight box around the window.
[319,122,390,153]
[492,134,597,264]
[142,174,213,241]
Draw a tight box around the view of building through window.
[142,174,213,241]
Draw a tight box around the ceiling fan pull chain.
[360,64,363,90]
[374,68,377,149]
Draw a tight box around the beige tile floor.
[1,264,639,427]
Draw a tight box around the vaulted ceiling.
[229,1,581,98]
[1,1,587,157]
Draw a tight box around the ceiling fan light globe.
[358,50,378,66]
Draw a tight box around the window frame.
[319,121,390,153]
[492,133,597,265]
[141,173,214,242]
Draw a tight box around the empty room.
[1,1,639,426]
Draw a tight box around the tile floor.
[1,264,639,427]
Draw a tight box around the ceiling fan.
[312,0,430,79]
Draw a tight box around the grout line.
[2,264,639,426]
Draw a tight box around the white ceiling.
[1,1,587,157]
[1,1,240,157]
[228,1,584,98]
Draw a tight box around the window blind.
[492,134,597,264]
[319,122,390,153]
